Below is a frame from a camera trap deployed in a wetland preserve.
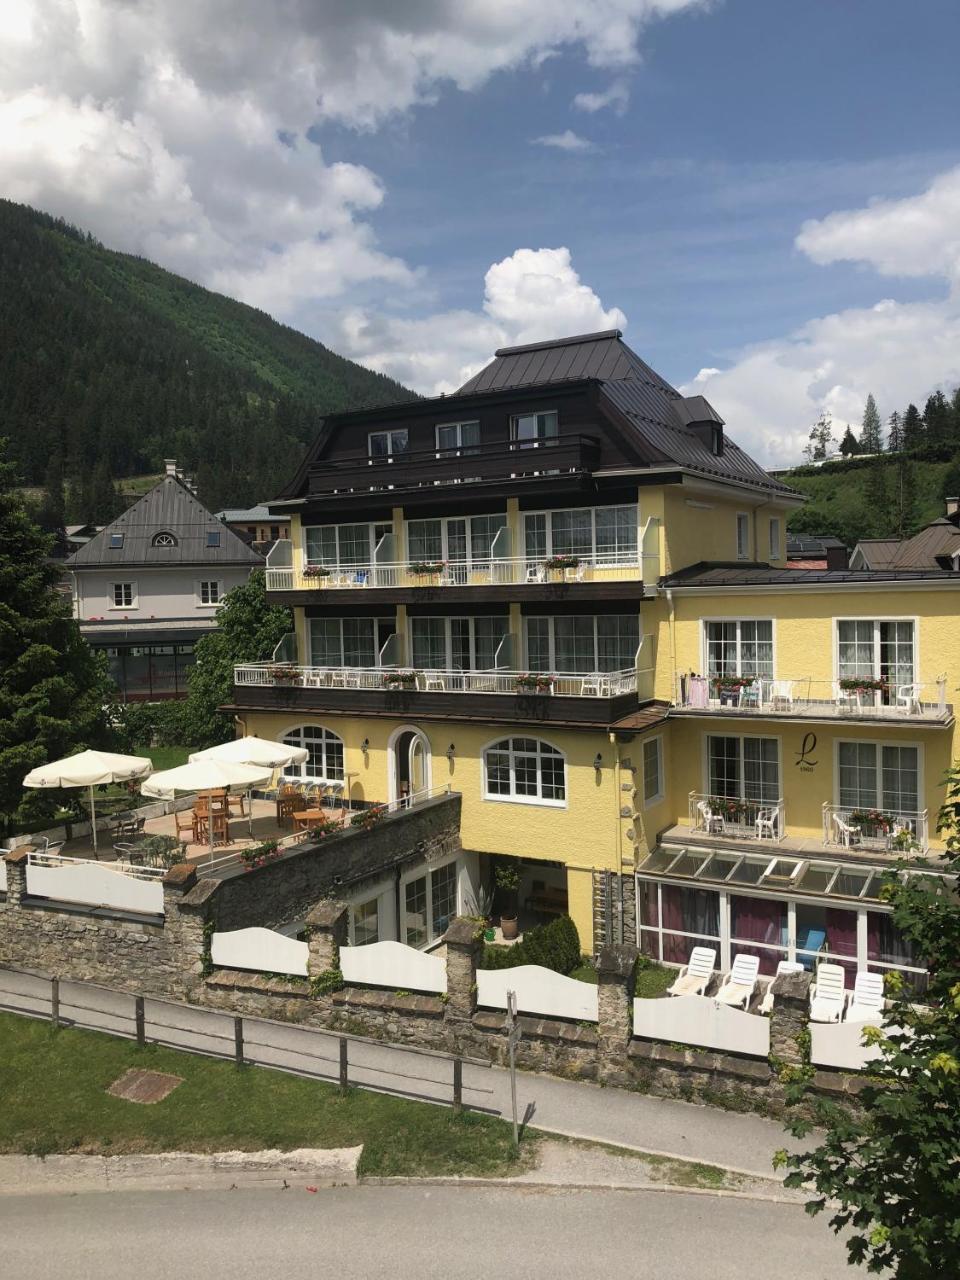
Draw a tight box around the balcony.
[304,435,601,497]
[232,655,655,726]
[821,803,929,855]
[689,792,786,843]
[672,674,951,726]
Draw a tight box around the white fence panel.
[339,940,446,994]
[810,1018,887,1071]
[477,965,599,1022]
[210,927,309,977]
[26,860,164,915]
[632,995,770,1058]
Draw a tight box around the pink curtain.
[730,894,787,976]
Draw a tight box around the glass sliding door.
[838,742,919,813]
[837,619,915,700]
[705,620,773,678]
[523,614,638,672]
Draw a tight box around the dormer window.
[109,533,124,549]
[511,410,558,450]
[712,425,724,456]
[152,532,178,548]
[368,429,409,461]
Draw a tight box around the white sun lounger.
[667,947,716,997]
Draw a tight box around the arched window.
[152,531,178,547]
[282,725,344,782]
[483,737,566,806]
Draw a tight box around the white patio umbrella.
[188,737,308,835]
[140,759,273,855]
[23,749,154,856]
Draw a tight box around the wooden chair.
[174,810,195,843]
[225,792,246,817]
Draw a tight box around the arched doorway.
[388,726,432,806]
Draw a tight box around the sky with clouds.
[2,0,960,465]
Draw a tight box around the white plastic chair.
[832,813,861,848]
[846,971,885,1022]
[525,563,546,584]
[715,953,761,1010]
[809,962,847,1023]
[342,669,362,688]
[697,799,725,835]
[896,683,922,715]
[580,673,610,697]
[564,563,586,582]
[738,680,762,710]
[768,679,794,710]
[755,806,779,840]
[667,947,717,997]
[422,670,446,692]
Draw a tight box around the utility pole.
[505,990,521,1149]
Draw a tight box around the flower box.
[350,805,386,829]
[544,554,581,571]
[409,561,446,576]
[839,677,888,694]
[710,675,754,692]
[515,673,555,692]
[240,839,283,870]
[268,666,301,683]
[303,565,331,578]
[850,809,895,832]
[382,670,420,688]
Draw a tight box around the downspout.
[666,587,677,698]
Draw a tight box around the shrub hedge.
[480,915,581,975]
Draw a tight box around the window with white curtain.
[838,742,919,813]
[483,737,566,805]
[282,725,345,781]
[836,620,915,688]
[304,522,391,567]
[704,620,773,677]
[309,617,388,667]
[406,514,506,564]
[707,735,780,802]
[736,513,750,559]
[410,616,507,670]
[525,614,639,672]
[523,505,637,564]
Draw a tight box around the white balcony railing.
[675,674,949,722]
[822,803,929,854]
[234,663,639,699]
[689,792,785,843]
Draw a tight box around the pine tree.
[886,411,903,453]
[839,426,861,457]
[902,403,924,449]
[35,451,66,548]
[859,393,883,453]
[940,454,960,510]
[864,463,893,536]
[896,457,919,537]
[923,391,952,447]
[87,458,121,524]
[0,440,112,832]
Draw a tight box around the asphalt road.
[1,1186,852,1280]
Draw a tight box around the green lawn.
[135,744,193,771]
[633,962,675,999]
[569,961,598,984]
[0,1013,533,1177]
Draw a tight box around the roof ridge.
[494,329,622,357]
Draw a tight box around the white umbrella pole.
[89,784,98,858]
[248,787,253,839]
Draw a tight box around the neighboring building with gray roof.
[215,505,290,549]
[67,461,263,701]
[850,501,960,571]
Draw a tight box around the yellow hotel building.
[229,331,953,992]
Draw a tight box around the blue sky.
[4,0,960,462]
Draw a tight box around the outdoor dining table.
[292,808,325,832]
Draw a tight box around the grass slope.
[0,1013,530,1178]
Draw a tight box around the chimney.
[826,545,850,571]
[164,459,178,477]
[946,496,959,519]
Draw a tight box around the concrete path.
[0,966,799,1179]
[0,1186,852,1280]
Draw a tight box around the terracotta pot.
[500,915,519,940]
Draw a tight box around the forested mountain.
[0,200,414,515]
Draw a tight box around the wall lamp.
[593,752,603,776]
[445,743,456,762]
[361,738,370,757]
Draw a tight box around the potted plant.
[544,554,580,572]
[302,565,331,579]
[309,815,342,841]
[409,560,446,576]
[268,665,301,683]
[382,669,420,688]
[839,676,888,694]
[495,861,521,940]
[851,808,894,834]
[515,672,555,693]
[350,804,386,829]
[240,838,283,870]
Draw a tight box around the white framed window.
[736,513,750,560]
[410,615,507,670]
[197,580,222,606]
[435,420,480,455]
[281,725,345,782]
[769,518,781,561]
[368,428,409,460]
[109,532,124,549]
[308,617,392,667]
[707,734,780,802]
[351,897,379,946]
[152,531,178,548]
[703,620,773,678]
[483,737,566,806]
[837,741,920,814]
[304,521,392,568]
[642,735,664,805]
[111,581,136,608]
[523,504,638,565]
[206,530,221,548]
[511,409,558,448]
[836,619,915,688]
[525,614,639,672]
[406,514,506,566]
[402,858,460,948]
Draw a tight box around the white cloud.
[532,129,596,152]
[682,166,960,467]
[572,80,630,114]
[335,246,627,393]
